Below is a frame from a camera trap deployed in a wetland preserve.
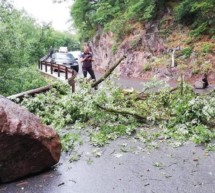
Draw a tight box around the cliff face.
[90,19,215,84]
[90,23,165,79]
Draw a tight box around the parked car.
[69,51,81,65]
[51,52,78,67]
[51,52,79,72]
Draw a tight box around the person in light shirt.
[80,46,96,81]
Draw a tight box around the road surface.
[1,136,215,193]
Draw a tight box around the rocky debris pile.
[0,96,61,183]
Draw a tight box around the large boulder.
[194,80,205,89]
[0,96,61,183]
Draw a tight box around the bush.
[202,42,214,53]
[175,0,215,36]
[143,63,152,71]
[105,15,132,41]
[0,66,47,96]
[126,0,156,21]
[181,46,193,58]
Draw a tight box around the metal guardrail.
[7,56,78,100]
[39,55,77,92]
[38,57,76,80]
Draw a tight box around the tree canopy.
[0,0,80,96]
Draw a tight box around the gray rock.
[194,80,205,89]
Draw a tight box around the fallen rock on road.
[0,96,61,183]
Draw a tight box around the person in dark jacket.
[80,46,96,81]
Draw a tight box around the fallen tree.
[7,85,52,100]
[91,55,126,88]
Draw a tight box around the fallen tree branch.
[7,85,52,100]
[96,103,169,122]
[136,87,179,100]
[96,103,147,121]
[169,87,179,93]
[91,55,126,88]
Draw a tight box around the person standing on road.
[81,46,96,82]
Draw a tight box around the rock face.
[0,96,61,183]
[90,23,166,79]
[90,23,215,84]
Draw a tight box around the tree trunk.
[7,85,52,100]
[91,55,126,88]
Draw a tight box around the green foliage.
[0,66,47,96]
[202,42,213,53]
[111,43,120,54]
[71,0,214,41]
[61,132,82,152]
[71,0,167,41]
[71,0,96,41]
[126,0,157,21]
[0,1,80,96]
[20,79,139,148]
[166,93,215,144]
[175,0,215,37]
[93,2,121,25]
[181,46,193,58]
[105,15,132,41]
[143,63,152,71]
[19,78,215,151]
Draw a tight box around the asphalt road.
[1,136,215,193]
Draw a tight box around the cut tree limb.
[7,85,52,100]
[91,55,126,88]
[96,103,169,122]
[96,103,147,121]
[136,87,179,100]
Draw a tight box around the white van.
[59,47,68,53]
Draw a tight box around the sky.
[11,0,74,32]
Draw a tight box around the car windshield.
[54,53,75,60]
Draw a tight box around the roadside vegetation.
[18,78,215,152]
[0,0,80,96]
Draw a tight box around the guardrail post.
[58,65,60,77]
[45,62,48,72]
[51,63,53,74]
[65,67,68,80]
[41,62,43,70]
